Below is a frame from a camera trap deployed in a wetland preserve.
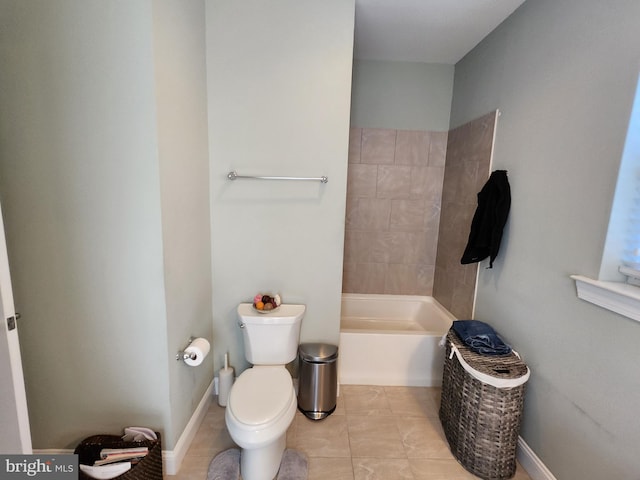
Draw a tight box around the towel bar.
[227,171,328,183]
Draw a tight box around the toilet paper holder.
[176,337,197,361]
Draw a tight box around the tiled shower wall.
[433,111,497,318]
[342,128,447,295]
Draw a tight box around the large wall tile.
[348,197,392,231]
[410,166,444,204]
[361,128,396,164]
[347,163,377,197]
[433,111,497,318]
[395,130,430,166]
[390,199,426,232]
[343,127,448,296]
[429,131,448,167]
[386,263,419,295]
[377,165,412,198]
[343,110,494,305]
[343,262,387,294]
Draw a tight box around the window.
[572,74,640,322]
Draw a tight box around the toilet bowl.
[224,303,305,480]
[225,366,297,480]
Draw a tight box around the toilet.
[225,303,305,480]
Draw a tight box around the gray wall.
[206,0,355,373]
[0,0,213,450]
[153,0,214,448]
[451,1,640,478]
[350,60,454,131]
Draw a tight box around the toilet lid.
[228,367,293,426]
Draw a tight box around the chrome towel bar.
[227,170,328,184]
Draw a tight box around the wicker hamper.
[439,329,530,480]
[74,432,162,480]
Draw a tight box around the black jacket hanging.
[461,170,511,268]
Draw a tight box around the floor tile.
[409,458,531,480]
[341,385,393,416]
[395,415,451,459]
[384,386,439,417]
[170,455,213,480]
[513,463,534,480]
[352,458,414,480]
[308,457,354,480]
[183,416,233,458]
[171,390,533,480]
[333,392,346,415]
[347,415,406,458]
[292,413,351,458]
[286,412,299,449]
[408,458,477,479]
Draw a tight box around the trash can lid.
[299,343,338,362]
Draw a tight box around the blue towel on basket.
[452,320,512,356]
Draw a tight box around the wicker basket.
[439,329,529,480]
[74,432,162,480]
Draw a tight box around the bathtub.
[339,294,456,387]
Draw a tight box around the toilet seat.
[228,367,294,427]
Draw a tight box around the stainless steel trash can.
[297,343,338,420]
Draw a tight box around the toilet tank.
[237,303,305,365]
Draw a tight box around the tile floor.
[173,385,532,480]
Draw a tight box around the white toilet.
[225,303,305,480]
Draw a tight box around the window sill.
[571,275,640,323]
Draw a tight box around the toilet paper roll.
[183,338,210,366]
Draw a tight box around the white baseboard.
[33,449,74,454]
[163,379,214,475]
[517,436,557,480]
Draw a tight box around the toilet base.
[240,433,286,480]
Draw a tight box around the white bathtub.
[339,294,456,387]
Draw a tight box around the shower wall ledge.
[571,274,640,323]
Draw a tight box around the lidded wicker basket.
[439,329,529,480]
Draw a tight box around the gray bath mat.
[276,449,308,480]
[206,448,307,480]
[207,448,240,480]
